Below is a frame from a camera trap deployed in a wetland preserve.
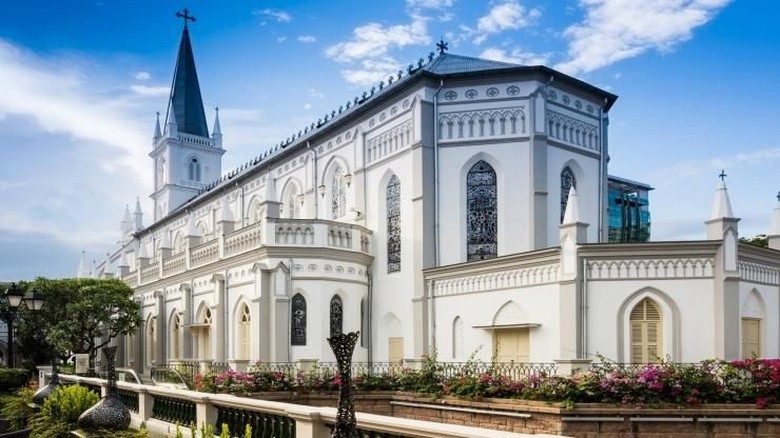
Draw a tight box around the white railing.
[190,239,219,268]
[54,374,557,438]
[131,219,372,286]
[178,132,215,148]
[224,221,262,257]
[162,252,186,276]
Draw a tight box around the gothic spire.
[562,186,580,225]
[709,173,734,220]
[77,250,88,278]
[153,111,162,140]
[164,11,209,138]
[212,106,222,137]
[134,197,144,231]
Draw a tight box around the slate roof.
[166,26,209,137]
[423,53,520,75]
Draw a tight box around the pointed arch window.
[170,312,182,360]
[291,294,307,346]
[331,166,346,219]
[146,316,157,367]
[466,160,497,261]
[386,175,401,273]
[630,298,662,363]
[237,303,251,360]
[330,295,343,337]
[561,167,576,223]
[189,157,201,182]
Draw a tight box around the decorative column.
[328,331,359,438]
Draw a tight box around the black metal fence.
[215,406,296,438]
[151,395,196,425]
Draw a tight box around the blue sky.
[1,0,778,280]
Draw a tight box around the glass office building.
[607,176,652,243]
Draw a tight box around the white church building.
[83,20,780,374]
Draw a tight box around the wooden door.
[742,318,761,358]
[494,329,529,363]
[388,337,404,363]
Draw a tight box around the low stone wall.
[243,392,780,437]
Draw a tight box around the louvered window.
[630,298,662,363]
[742,318,761,359]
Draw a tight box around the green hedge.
[0,369,31,392]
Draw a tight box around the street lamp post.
[1,283,27,368]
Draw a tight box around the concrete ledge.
[698,417,763,423]
[629,417,694,422]
[561,416,624,422]
[390,401,532,419]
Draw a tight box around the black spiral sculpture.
[327,331,360,438]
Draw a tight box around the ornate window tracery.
[291,294,307,346]
[386,175,401,273]
[466,160,497,261]
[331,166,346,219]
[329,295,343,337]
[560,167,576,223]
[238,303,251,360]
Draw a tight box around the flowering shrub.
[193,358,780,408]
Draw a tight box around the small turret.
[102,253,114,278]
[134,197,144,231]
[153,111,162,142]
[120,204,133,239]
[705,171,739,272]
[77,250,88,278]
[212,106,222,148]
[768,191,780,250]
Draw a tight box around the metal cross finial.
[436,37,449,55]
[719,169,727,182]
[776,190,780,202]
[176,8,196,28]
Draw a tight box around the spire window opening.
[189,157,201,181]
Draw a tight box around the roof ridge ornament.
[176,8,196,29]
[436,38,449,55]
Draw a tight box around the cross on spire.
[776,190,780,202]
[718,169,727,182]
[436,38,449,55]
[176,8,196,28]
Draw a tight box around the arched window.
[630,298,662,363]
[237,303,251,360]
[386,175,401,273]
[466,160,497,261]
[330,295,343,337]
[291,294,307,346]
[283,185,301,219]
[452,316,464,359]
[170,313,182,360]
[331,166,346,219]
[146,316,157,367]
[189,157,201,182]
[560,167,576,223]
[197,307,212,360]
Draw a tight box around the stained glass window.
[387,175,401,273]
[561,167,577,223]
[291,294,307,346]
[331,167,346,219]
[466,160,497,261]
[330,295,343,337]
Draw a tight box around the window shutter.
[630,298,662,363]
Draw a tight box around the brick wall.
[245,392,780,437]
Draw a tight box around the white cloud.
[479,47,550,65]
[130,84,169,97]
[297,35,317,43]
[277,36,287,43]
[134,71,150,81]
[556,0,731,76]
[650,147,780,189]
[340,57,400,87]
[0,40,149,183]
[468,1,541,44]
[406,0,454,9]
[253,8,292,24]
[309,88,324,99]
[304,103,312,110]
[325,15,430,63]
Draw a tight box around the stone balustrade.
[54,374,552,438]
[123,219,372,287]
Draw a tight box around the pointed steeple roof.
[153,111,162,139]
[710,178,735,220]
[212,106,222,136]
[562,186,581,225]
[77,250,88,278]
[164,23,209,137]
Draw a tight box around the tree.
[16,278,141,367]
[740,234,768,248]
